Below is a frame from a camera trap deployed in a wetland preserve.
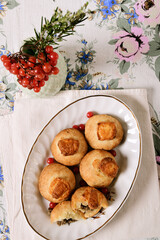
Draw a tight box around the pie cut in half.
[50,201,84,224]
[71,186,108,218]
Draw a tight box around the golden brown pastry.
[71,186,108,218]
[39,163,76,203]
[80,150,119,187]
[51,128,88,166]
[50,201,84,224]
[85,114,123,150]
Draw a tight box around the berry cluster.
[1,45,59,93]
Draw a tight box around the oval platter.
[21,95,142,240]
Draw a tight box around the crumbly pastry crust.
[85,114,123,150]
[71,186,108,218]
[50,201,84,223]
[80,150,119,187]
[38,163,76,203]
[51,128,88,166]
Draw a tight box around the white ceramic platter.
[21,95,142,240]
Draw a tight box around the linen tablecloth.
[0,0,160,240]
[0,89,160,240]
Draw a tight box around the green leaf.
[92,50,96,54]
[152,122,160,136]
[22,43,37,56]
[7,0,19,9]
[75,64,79,71]
[117,18,131,33]
[121,5,129,13]
[5,92,14,100]
[153,24,160,43]
[34,29,39,39]
[108,78,120,89]
[87,74,92,81]
[119,60,130,74]
[153,134,160,156]
[0,18,3,25]
[2,76,8,85]
[121,0,132,3]
[41,17,43,32]
[6,83,17,91]
[108,39,118,45]
[146,41,160,56]
[0,190,3,197]
[155,56,160,80]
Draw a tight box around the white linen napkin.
[0,89,160,240]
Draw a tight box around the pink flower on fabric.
[135,0,160,27]
[114,27,149,62]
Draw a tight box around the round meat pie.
[39,163,76,203]
[71,186,108,218]
[51,128,88,166]
[80,150,119,187]
[50,201,84,224]
[85,114,123,150]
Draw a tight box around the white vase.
[16,50,67,97]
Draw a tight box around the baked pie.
[51,128,88,166]
[50,201,84,224]
[39,163,76,203]
[80,149,119,187]
[71,186,108,218]
[85,114,123,150]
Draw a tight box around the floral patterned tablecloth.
[0,0,160,239]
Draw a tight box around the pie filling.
[58,138,79,156]
[49,178,70,199]
[80,204,90,211]
[57,218,77,226]
[99,157,119,178]
[97,122,117,141]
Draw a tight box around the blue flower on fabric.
[101,83,109,89]
[80,83,94,90]
[81,39,87,45]
[1,235,9,240]
[0,221,10,240]
[74,68,88,80]
[0,92,5,100]
[97,0,123,20]
[0,45,11,57]
[77,50,93,64]
[65,72,75,86]
[4,226,9,233]
[124,7,138,24]
[0,1,8,18]
[7,100,14,111]
[0,81,7,91]
[65,68,88,86]
[0,167,4,183]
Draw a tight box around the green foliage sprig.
[22,2,90,56]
